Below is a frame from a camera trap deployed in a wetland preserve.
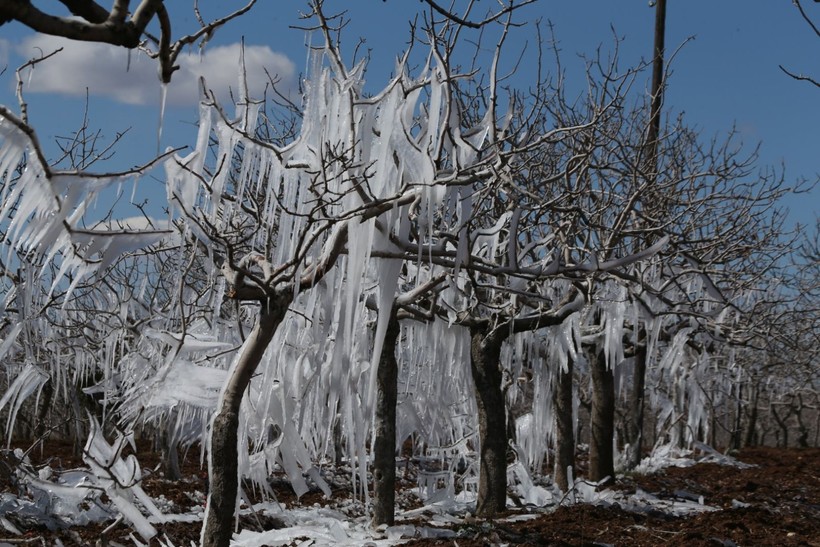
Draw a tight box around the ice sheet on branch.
[0,363,48,442]
[0,115,172,297]
[5,35,501,513]
[4,420,164,541]
[153,45,494,499]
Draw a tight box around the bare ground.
[1,444,818,546]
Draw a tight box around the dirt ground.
[400,446,820,547]
[1,444,818,546]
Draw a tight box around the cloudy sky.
[12,34,295,106]
[0,1,817,226]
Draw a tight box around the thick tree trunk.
[589,349,615,483]
[372,309,400,526]
[624,343,646,469]
[553,356,575,492]
[201,303,287,547]
[469,327,508,517]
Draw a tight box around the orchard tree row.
[0,1,816,546]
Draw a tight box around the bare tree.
[163,1,584,540]
[367,20,674,512]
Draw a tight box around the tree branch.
[420,0,538,29]
[0,1,143,47]
[0,0,256,84]
[779,64,820,88]
[59,0,109,23]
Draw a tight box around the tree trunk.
[710,402,718,447]
[201,302,288,547]
[469,327,508,517]
[333,405,344,467]
[624,343,646,469]
[744,383,760,448]
[372,309,400,526]
[159,421,182,481]
[33,378,53,440]
[770,404,790,448]
[795,395,809,448]
[589,348,615,483]
[70,387,86,457]
[730,383,744,450]
[553,356,575,492]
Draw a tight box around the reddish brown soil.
[403,447,820,547]
[1,444,818,546]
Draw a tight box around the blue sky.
[0,1,817,229]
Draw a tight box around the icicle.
[157,82,167,155]
[0,322,22,363]
[1,364,48,443]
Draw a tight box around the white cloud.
[15,35,296,106]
